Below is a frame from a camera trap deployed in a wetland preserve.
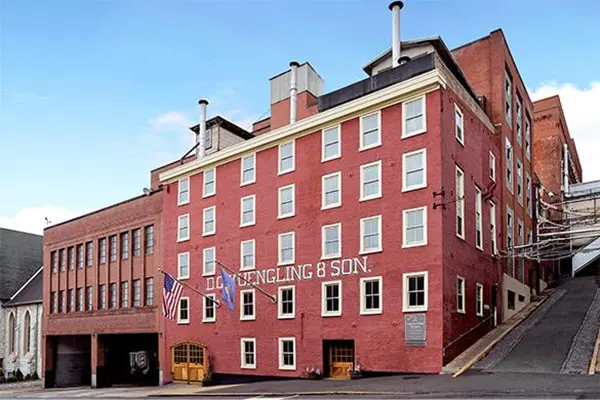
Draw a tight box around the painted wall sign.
[405,313,426,346]
[205,256,372,291]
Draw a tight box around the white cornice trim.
[160,70,445,183]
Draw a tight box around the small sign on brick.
[405,313,426,346]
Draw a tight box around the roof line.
[0,227,42,238]
[8,265,43,302]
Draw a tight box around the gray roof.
[0,228,43,301]
[4,267,42,307]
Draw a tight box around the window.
[403,96,427,138]
[402,148,427,191]
[121,281,129,308]
[203,294,216,322]
[476,283,484,317]
[241,154,256,185]
[240,289,256,321]
[178,214,190,242]
[278,185,295,219]
[278,141,295,175]
[516,94,523,144]
[526,173,532,216]
[507,290,516,310]
[121,232,129,260]
[455,105,464,144]
[240,240,255,271]
[360,112,381,150]
[278,337,296,370]
[489,152,496,182]
[278,232,295,265]
[77,244,84,269]
[506,138,513,192]
[23,311,31,354]
[145,225,154,255]
[360,276,382,315]
[133,229,141,256]
[109,283,117,309]
[203,247,216,276]
[457,277,465,313]
[145,278,154,306]
[98,285,106,310]
[7,313,15,354]
[505,70,512,124]
[68,288,74,312]
[360,160,382,201]
[516,159,523,205]
[178,297,189,324]
[68,247,74,270]
[205,128,212,149]
[322,223,341,259]
[240,338,256,369]
[86,242,93,267]
[178,252,190,279]
[86,286,92,311]
[322,172,341,209]
[203,168,216,197]
[51,251,58,274]
[322,125,341,161]
[525,115,531,160]
[507,206,514,277]
[517,219,524,282]
[203,206,216,235]
[321,280,342,317]
[456,166,465,239]
[58,290,65,313]
[109,235,117,262]
[278,286,295,319]
[490,201,498,255]
[240,196,256,227]
[178,177,190,205]
[360,215,382,254]
[133,280,141,307]
[77,288,83,312]
[403,206,427,248]
[475,187,483,250]
[60,248,66,271]
[50,292,57,313]
[403,272,428,312]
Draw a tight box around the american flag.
[162,273,183,320]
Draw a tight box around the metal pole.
[157,269,220,307]
[217,261,277,303]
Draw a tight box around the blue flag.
[220,267,236,311]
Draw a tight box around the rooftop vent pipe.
[389,1,404,68]
[197,99,209,158]
[289,61,299,124]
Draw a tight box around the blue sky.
[1,0,599,234]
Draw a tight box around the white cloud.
[149,111,193,132]
[530,81,600,181]
[0,206,91,235]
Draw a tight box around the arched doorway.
[171,342,207,384]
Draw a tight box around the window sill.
[202,232,216,237]
[240,316,256,322]
[321,312,342,318]
[277,314,295,320]
[278,169,295,176]
[321,154,341,163]
[239,223,255,228]
[401,184,427,193]
[402,307,428,313]
[202,319,216,324]
[321,254,341,261]
[202,272,216,277]
[278,366,296,371]
[359,248,382,256]
[457,309,466,315]
[321,203,342,211]
[202,193,216,199]
[277,214,295,220]
[177,200,190,207]
[177,237,190,243]
[402,241,427,249]
[401,129,427,140]
[278,261,295,267]
[178,276,190,281]
[360,309,382,316]
[240,180,256,187]
[359,194,382,202]
[358,142,382,152]
[241,365,257,370]
[240,266,255,272]
[177,320,190,325]
[456,137,465,147]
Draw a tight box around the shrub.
[15,369,23,381]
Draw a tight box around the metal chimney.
[389,1,404,68]
[289,61,299,124]
[197,99,209,158]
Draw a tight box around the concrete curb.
[151,390,414,397]
[589,328,600,375]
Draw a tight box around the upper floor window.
[240,195,256,227]
[322,172,342,210]
[77,288,83,312]
[241,154,256,186]
[203,294,217,323]
[178,214,190,242]
[51,251,58,274]
[240,240,255,271]
[121,281,129,308]
[133,229,141,256]
[516,159,523,205]
[121,232,129,260]
[203,247,216,276]
[322,223,341,259]
[109,235,117,262]
[476,283,484,317]
[178,177,189,205]
[526,174,532,217]
[86,242,93,267]
[360,112,381,150]
[403,206,427,248]
[489,152,496,182]
[322,125,341,161]
[403,271,428,312]
[178,252,190,280]
[50,291,57,313]
[456,166,465,239]
[360,276,382,315]
[278,232,295,266]
[203,206,216,236]
[490,200,498,256]
[68,247,75,270]
[60,248,66,271]
[109,283,117,309]
[145,225,154,255]
[278,184,295,219]
[403,96,426,138]
[360,215,382,254]
[455,105,464,145]
[507,205,514,249]
[203,168,216,198]
[240,289,256,321]
[133,280,141,308]
[86,286,93,311]
[516,94,523,144]
[278,141,295,175]
[178,297,189,324]
[402,148,427,192]
[278,286,295,319]
[77,244,84,269]
[457,276,466,314]
[360,160,382,201]
[321,281,342,317]
[506,138,513,193]
[241,338,256,369]
[278,337,296,370]
[505,70,513,125]
[98,239,106,265]
[98,285,106,310]
[68,288,74,312]
[525,116,531,160]
[475,187,483,251]
[145,278,154,306]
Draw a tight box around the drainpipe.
[196,99,209,158]
[389,1,404,68]
[563,143,570,196]
[289,61,299,124]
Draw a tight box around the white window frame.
[240,153,256,186]
[457,276,466,314]
[525,116,531,160]
[202,294,216,323]
[321,124,341,162]
[476,283,484,317]
[475,187,483,251]
[402,95,427,138]
[321,223,342,260]
[177,177,190,206]
[278,337,296,370]
[277,285,295,319]
[240,338,257,369]
[321,171,342,210]
[455,104,464,145]
[490,200,498,256]
[360,276,382,315]
[359,160,382,201]
[240,289,256,321]
[203,206,216,236]
[240,195,256,227]
[177,297,190,324]
[507,205,514,249]
[177,214,190,242]
[505,70,513,125]
[240,239,255,271]
[402,148,427,192]
[177,252,190,280]
[360,215,382,254]
[489,152,496,182]
[456,166,465,239]
[402,271,428,313]
[278,232,295,266]
[359,111,381,151]
[526,173,532,217]
[506,137,513,193]
[516,158,523,205]
[278,140,295,175]
[321,280,342,317]
[278,184,295,219]
[402,206,428,248]
[202,168,216,198]
[203,247,216,277]
[516,94,523,144]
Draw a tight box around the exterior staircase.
[572,236,600,276]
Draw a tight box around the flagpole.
[216,261,278,304]
[158,269,221,307]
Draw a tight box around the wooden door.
[172,342,206,384]
[328,341,354,380]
